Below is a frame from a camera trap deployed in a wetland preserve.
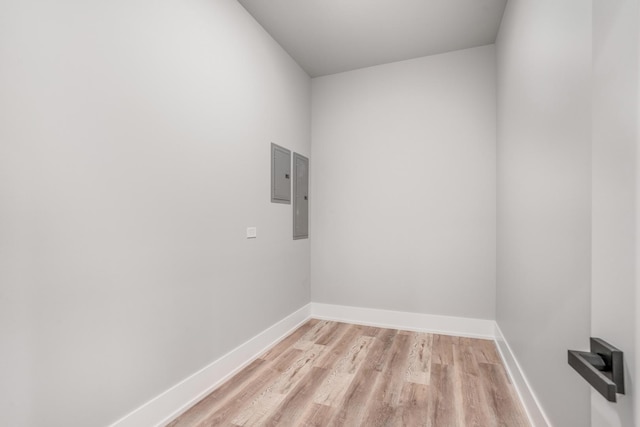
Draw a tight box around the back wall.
[311,45,496,320]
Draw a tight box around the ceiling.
[237,0,508,77]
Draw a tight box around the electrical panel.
[271,143,291,204]
[293,152,309,239]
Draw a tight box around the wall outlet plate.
[246,227,257,239]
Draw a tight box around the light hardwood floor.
[168,319,530,426]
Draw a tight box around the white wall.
[0,0,310,426]
[311,46,496,320]
[637,2,640,416]
[592,0,638,425]
[496,1,592,426]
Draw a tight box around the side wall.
[311,46,496,320]
[496,1,592,426]
[0,0,311,425]
[592,0,638,425]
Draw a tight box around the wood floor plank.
[316,321,349,346]
[273,345,326,394]
[431,334,454,365]
[372,332,412,406]
[263,367,329,426]
[450,344,467,427]
[335,335,375,375]
[473,339,503,365]
[294,320,334,350]
[165,359,266,427]
[259,319,317,361]
[297,403,336,427]
[455,340,481,376]
[270,348,304,373]
[312,371,356,408]
[326,367,380,427]
[453,344,491,427]
[428,363,458,427]
[397,382,429,427]
[358,330,414,426]
[230,389,286,426]
[231,343,328,426]
[312,335,375,407]
[194,349,304,425]
[313,324,365,369]
[362,401,396,427]
[358,325,381,337]
[478,363,529,427]
[363,327,398,372]
[405,332,433,385]
[168,321,531,427]
[458,370,493,427]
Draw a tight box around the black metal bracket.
[568,338,624,402]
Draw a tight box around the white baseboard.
[310,302,496,339]
[108,304,312,427]
[494,323,551,427]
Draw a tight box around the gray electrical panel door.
[271,143,291,204]
[293,153,309,239]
